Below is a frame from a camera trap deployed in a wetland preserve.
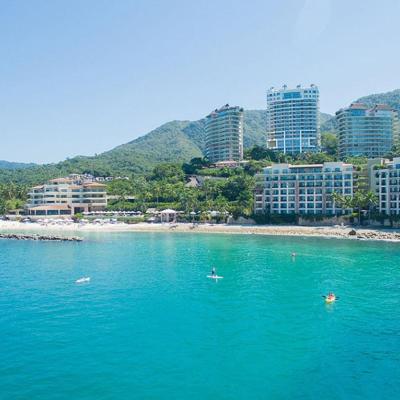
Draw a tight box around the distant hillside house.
[26,175,107,217]
[336,103,399,158]
[205,104,244,163]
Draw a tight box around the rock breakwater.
[0,233,83,242]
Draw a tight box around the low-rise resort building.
[371,157,400,216]
[254,162,355,215]
[26,175,107,217]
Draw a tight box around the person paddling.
[323,292,337,303]
[211,267,216,277]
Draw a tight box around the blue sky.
[1,0,399,163]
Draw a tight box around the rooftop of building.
[82,182,107,188]
[336,102,396,114]
[275,161,350,167]
[374,157,400,169]
[49,177,73,183]
[28,204,72,211]
[30,176,108,190]
[267,84,318,93]
[371,104,394,111]
[260,161,353,171]
[206,104,244,118]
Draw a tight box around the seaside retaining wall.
[227,216,256,225]
[297,216,350,226]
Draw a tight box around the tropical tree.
[330,192,349,214]
[179,189,199,214]
[361,191,378,224]
[0,183,28,215]
[331,191,378,225]
[202,179,223,202]
[321,132,338,156]
[151,163,184,183]
[107,179,134,201]
[151,181,163,205]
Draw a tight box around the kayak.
[76,277,91,284]
[207,275,223,279]
[325,296,336,303]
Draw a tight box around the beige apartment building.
[26,175,107,217]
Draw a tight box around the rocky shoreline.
[0,233,83,242]
[346,229,400,241]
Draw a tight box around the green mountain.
[319,89,400,134]
[0,110,271,184]
[243,110,268,147]
[7,92,400,185]
[356,89,400,112]
[100,120,204,173]
[320,112,336,132]
[0,109,332,184]
[0,160,36,170]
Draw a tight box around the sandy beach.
[1,220,400,242]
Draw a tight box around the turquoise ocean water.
[0,232,399,399]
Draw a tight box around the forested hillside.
[5,86,400,186]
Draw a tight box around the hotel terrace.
[26,175,107,217]
[254,162,354,215]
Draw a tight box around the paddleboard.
[76,277,91,284]
[207,275,223,279]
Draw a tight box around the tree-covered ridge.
[0,110,269,184]
[356,89,400,112]
[0,160,36,170]
[7,86,400,186]
[0,109,336,185]
[320,112,336,132]
[319,89,400,132]
[0,121,204,184]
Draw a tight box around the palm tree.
[330,192,344,215]
[338,191,362,225]
[363,191,378,225]
[330,192,353,214]
[0,199,7,215]
[152,182,163,205]
[349,191,377,225]
[178,189,195,214]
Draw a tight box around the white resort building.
[371,157,400,216]
[266,84,320,154]
[26,175,107,217]
[336,103,399,158]
[205,104,244,163]
[254,162,354,215]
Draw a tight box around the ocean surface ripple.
[0,233,399,399]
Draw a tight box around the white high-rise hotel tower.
[267,84,320,154]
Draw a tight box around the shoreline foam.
[1,221,400,242]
